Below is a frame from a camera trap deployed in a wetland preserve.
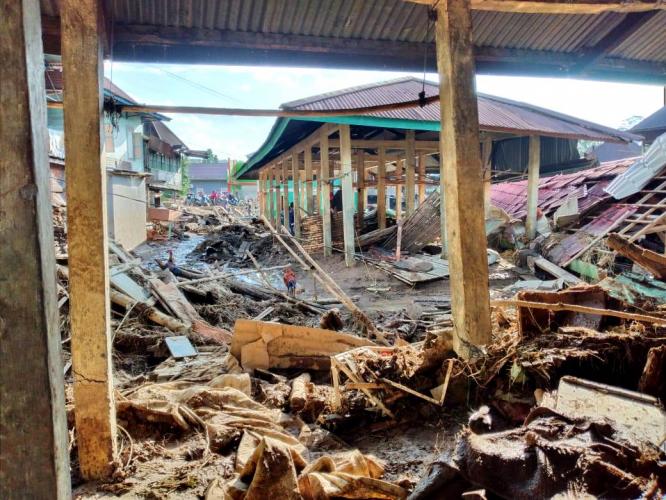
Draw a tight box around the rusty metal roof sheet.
[283,77,640,142]
[490,157,635,218]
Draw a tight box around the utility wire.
[158,69,240,104]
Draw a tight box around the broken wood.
[638,345,665,399]
[231,319,375,371]
[607,232,666,279]
[277,225,385,342]
[110,290,189,333]
[528,255,582,285]
[492,298,666,325]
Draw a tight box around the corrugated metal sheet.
[491,157,635,218]
[283,77,639,142]
[605,132,666,199]
[40,1,666,69]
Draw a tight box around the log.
[607,232,666,279]
[110,290,189,332]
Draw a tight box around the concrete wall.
[107,173,146,250]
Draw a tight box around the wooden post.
[525,135,541,239]
[405,130,416,215]
[418,153,427,204]
[436,0,492,356]
[293,154,302,238]
[274,164,281,229]
[304,146,313,213]
[395,159,403,220]
[282,159,290,231]
[482,137,493,217]
[356,150,365,230]
[340,125,356,267]
[62,0,118,478]
[377,146,387,230]
[320,129,333,256]
[0,1,71,496]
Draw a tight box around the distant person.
[210,190,218,205]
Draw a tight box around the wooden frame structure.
[2,0,663,494]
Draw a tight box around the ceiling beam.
[408,0,666,14]
[573,10,660,73]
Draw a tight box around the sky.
[103,61,664,161]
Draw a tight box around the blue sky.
[104,61,664,160]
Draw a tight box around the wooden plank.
[528,256,582,285]
[0,1,71,495]
[409,0,665,14]
[62,0,118,480]
[274,164,281,229]
[405,130,416,215]
[340,124,356,267]
[320,129,333,256]
[607,232,666,279]
[377,145,387,230]
[492,299,666,325]
[436,0,492,356]
[525,135,540,239]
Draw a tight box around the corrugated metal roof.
[631,106,666,133]
[605,132,666,198]
[150,121,187,149]
[283,77,640,142]
[490,157,635,218]
[40,1,666,82]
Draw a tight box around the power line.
[158,69,240,104]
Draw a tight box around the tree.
[205,148,218,163]
[181,156,191,196]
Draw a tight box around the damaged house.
[4,1,666,499]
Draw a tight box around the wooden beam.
[418,153,427,204]
[62,0,117,478]
[320,129,332,257]
[304,145,313,213]
[409,0,666,14]
[377,146,388,230]
[0,1,70,496]
[482,137,493,217]
[573,11,660,74]
[436,0,492,357]
[356,150,366,229]
[293,154,302,238]
[405,131,416,215]
[525,135,541,239]
[340,125,356,267]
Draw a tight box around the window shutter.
[133,132,143,161]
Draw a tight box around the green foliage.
[205,148,219,162]
[181,156,191,196]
